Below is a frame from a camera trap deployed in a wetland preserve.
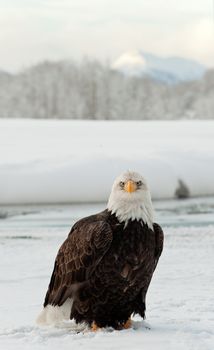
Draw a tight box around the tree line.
[0,59,213,120]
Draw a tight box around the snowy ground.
[0,198,214,350]
[1,119,214,203]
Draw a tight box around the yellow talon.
[123,318,132,329]
[91,321,100,332]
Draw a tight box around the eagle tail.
[36,298,73,326]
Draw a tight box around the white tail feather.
[36,298,73,327]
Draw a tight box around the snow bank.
[1,119,214,204]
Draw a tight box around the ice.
[1,119,214,204]
[0,200,214,349]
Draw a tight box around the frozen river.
[0,197,214,350]
[1,196,214,233]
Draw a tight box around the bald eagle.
[37,171,164,330]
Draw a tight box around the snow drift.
[1,119,214,204]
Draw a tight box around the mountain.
[112,51,206,84]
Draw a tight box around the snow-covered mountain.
[112,51,206,84]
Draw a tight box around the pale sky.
[0,0,213,72]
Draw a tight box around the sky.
[0,0,213,72]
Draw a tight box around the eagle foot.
[116,318,132,330]
[91,321,100,332]
[123,318,132,329]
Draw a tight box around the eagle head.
[107,170,154,229]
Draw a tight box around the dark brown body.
[44,210,164,329]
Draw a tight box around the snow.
[1,119,214,204]
[112,51,147,76]
[112,51,206,83]
[0,200,214,349]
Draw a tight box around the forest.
[0,59,213,120]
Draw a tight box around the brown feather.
[44,215,113,307]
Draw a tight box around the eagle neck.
[107,199,154,230]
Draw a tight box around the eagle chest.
[97,221,155,290]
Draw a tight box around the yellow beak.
[124,180,137,193]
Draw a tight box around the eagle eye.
[119,181,125,188]
[136,181,142,187]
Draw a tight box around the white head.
[107,170,154,229]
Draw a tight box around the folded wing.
[44,219,113,307]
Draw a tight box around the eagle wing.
[44,219,113,307]
[153,222,164,266]
[133,222,164,317]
